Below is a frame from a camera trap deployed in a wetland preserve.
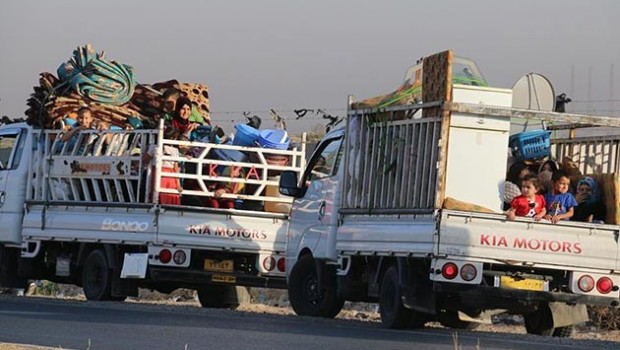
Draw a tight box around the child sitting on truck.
[506,174,547,221]
[543,170,578,224]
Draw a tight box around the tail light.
[442,262,458,280]
[159,249,172,264]
[262,256,276,271]
[596,277,614,294]
[577,275,595,292]
[277,257,286,272]
[460,263,477,281]
[173,250,186,265]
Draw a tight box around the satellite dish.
[511,73,556,111]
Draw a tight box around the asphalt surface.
[0,295,616,350]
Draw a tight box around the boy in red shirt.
[506,174,547,221]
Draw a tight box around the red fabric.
[206,198,235,209]
[172,118,190,135]
[511,194,546,217]
[158,167,181,205]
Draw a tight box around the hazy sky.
[1,0,619,132]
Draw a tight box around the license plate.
[204,259,234,272]
[212,274,236,283]
[500,276,544,291]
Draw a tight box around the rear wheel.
[288,255,344,318]
[379,266,413,329]
[524,305,573,337]
[82,250,112,301]
[198,285,250,310]
[438,310,479,330]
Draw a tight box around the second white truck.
[279,50,620,336]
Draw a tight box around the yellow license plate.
[204,259,234,272]
[212,274,236,283]
[500,276,544,291]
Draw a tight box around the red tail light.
[277,257,286,272]
[577,275,595,292]
[442,262,458,280]
[159,249,172,264]
[596,277,613,294]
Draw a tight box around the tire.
[82,250,112,301]
[552,326,574,338]
[438,311,480,330]
[288,255,344,318]
[198,285,250,310]
[379,266,412,329]
[524,306,571,337]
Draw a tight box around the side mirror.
[279,170,302,197]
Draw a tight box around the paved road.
[0,295,615,350]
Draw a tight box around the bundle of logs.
[25,44,210,129]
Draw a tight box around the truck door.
[286,133,343,271]
[0,127,28,244]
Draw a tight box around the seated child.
[506,174,546,221]
[572,176,606,223]
[543,169,578,224]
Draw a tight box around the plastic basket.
[509,129,551,161]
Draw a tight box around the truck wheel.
[288,255,344,318]
[82,250,112,301]
[379,266,412,329]
[438,311,479,330]
[198,285,250,310]
[524,306,572,337]
[552,326,574,337]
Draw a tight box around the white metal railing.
[28,126,306,209]
[342,106,441,213]
[551,135,620,175]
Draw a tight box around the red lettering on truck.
[479,234,582,255]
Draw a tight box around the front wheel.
[288,255,344,318]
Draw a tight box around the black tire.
[552,326,574,338]
[524,306,571,337]
[82,250,112,301]
[379,266,412,329]
[198,285,250,310]
[438,311,480,330]
[288,255,344,318]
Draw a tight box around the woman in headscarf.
[572,176,606,223]
[171,96,199,137]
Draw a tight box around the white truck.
[0,122,305,307]
[279,51,620,336]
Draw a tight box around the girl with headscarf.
[171,96,199,136]
[572,176,606,223]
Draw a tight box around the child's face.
[77,111,93,128]
[521,180,538,198]
[553,176,571,194]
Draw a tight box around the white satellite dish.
[512,73,556,111]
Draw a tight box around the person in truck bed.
[144,125,183,205]
[506,174,547,221]
[572,176,606,223]
[543,169,578,224]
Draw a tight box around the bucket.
[258,129,290,150]
[233,124,260,146]
[264,176,291,214]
